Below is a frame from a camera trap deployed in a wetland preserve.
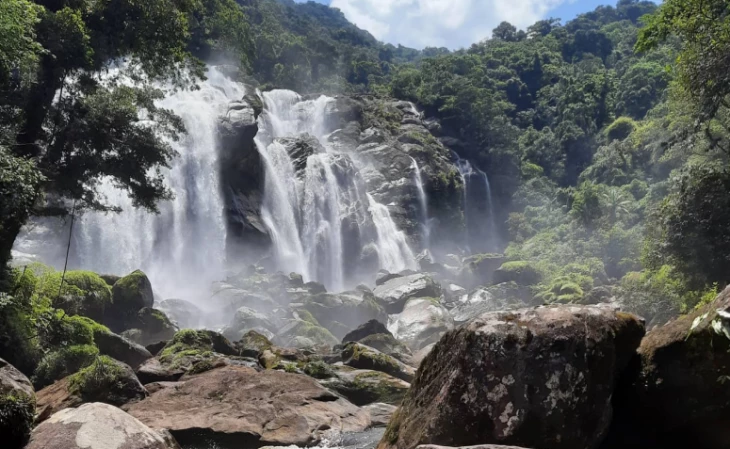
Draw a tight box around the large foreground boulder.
[125,366,370,447]
[0,358,36,449]
[26,402,180,449]
[378,305,644,449]
[605,286,730,449]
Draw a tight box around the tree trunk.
[14,56,63,159]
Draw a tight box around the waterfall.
[255,90,416,289]
[410,157,430,249]
[14,67,239,302]
[454,155,496,253]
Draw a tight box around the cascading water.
[410,157,430,249]
[455,156,496,253]
[14,67,240,302]
[255,90,416,289]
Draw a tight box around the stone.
[125,366,370,447]
[36,357,147,420]
[300,290,388,339]
[389,298,454,350]
[459,254,506,287]
[0,358,35,449]
[373,273,442,314]
[342,342,416,382]
[136,358,184,384]
[321,368,410,406]
[376,270,402,286]
[492,261,542,286]
[605,286,730,449]
[127,308,178,347]
[222,306,277,342]
[343,319,392,343]
[276,319,340,348]
[157,299,203,329]
[108,270,155,332]
[377,305,645,449]
[94,330,152,369]
[358,333,414,366]
[236,330,274,358]
[365,403,398,428]
[277,134,325,175]
[26,402,180,449]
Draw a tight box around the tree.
[0,0,252,273]
[645,165,730,289]
[602,187,631,224]
[637,0,730,140]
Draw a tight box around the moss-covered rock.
[93,330,152,370]
[460,253,506,287]
[276,319,340,348]
[493,261,543,286]
[0,358,36,449]
[358,333,413,365]
[33,344,99,389]
[125,308,177,346]
[321,368,410,406]
[108,270,154,332]
[342,319,391,343]
[301,360,335,380]
[342,342,415,382]
[52,271,113,323]
[237,330,273,358]
[67,356,147,406]
[155,329,237,375]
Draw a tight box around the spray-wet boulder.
[459,254,506,287]
[124,366,370,447]
[0,358,36,449]
[122,308,178,347]
[52,270,113,324]
[36,356,147,420]
[107,270,155,332]
[157,299,203,329]
[278,134,325,175]
[27,402,180,449]
[321,367,410,406]
[343,319,391,343]
[299,290,387,339]
[276,319,340,348]
[94,329,152,369]
[373,273,442,314]
[389,298,454,351]
[222,306,277,342]
[365,403,399,428]
[605,286,730,449]
[342,342,415,382]
[377,305,644,449]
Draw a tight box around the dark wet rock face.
[377,305,645,449]
[605,286,730,449]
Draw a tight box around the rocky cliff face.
[218,91,465,267]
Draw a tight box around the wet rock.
[388,298,454,350]
[126,308,178,346]
[210,286,278,317]
[606,286,730,449]
[449,287,527,324]
[376,270,402,286]
[365,403,398,428]
[276,319,340,348]
[342,342,415,382]
[157,299,203,329]
[322,367,410,406]
[300,290,387,339]
[373,273,442,314]
[36,357,147,419]
[107,270,155,332]
[222,306,277,342]
[343,319,391,343]
[94,330,152,369]
[0,358,35,449]
[236,330,274,358]
[358,334,413,366]
[125,366,370,447]
[27,402,180,449]
[377,305,645,449]
[136,358,184,384]
[493,261,542,286]
[278,134,325,175]
[459,254,506,287]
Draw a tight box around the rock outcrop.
[26,402,180,449]
[605,286,730,449]
[377,305,645,449]
[373,273,442,314]
[125,366,370,447]
[0,358,36,449]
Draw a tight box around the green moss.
[67,355,145,405]
[188,359,217,375]
[158,329,217,369]
[0,392,36,449]
[302,361,335,379]
[33,344,99,388]
[296,309,320,326]
[495,261,543,286]
[283,362,298,373]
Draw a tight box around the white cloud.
[330,0,573,49]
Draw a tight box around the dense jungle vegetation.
[2,0,730,378]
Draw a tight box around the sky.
[295,0,660,49]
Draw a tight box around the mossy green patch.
[0,391,36,449]
[68,355,145,405]
[33,344,99,389]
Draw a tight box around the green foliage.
[33,344,99,388]
[302,360,335,379]
[606,117,638,141]
[495,261,543,286]
[0,391,36,449]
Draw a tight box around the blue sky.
[295,0,660,49]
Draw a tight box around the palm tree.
[602,187,631,224]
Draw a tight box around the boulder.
[322,367,410,406]
[605,286,730,449]
[236,330,274,358]
[222,306,277,342]
[299,290,387,339]
[125,366,370,447]
[157,299,203,329]
[123,308,177,347]
[26,402,180,449]
[492,261,542,286]
[52,271,113,323]
[136,358,184,384]
[459,254,506,287]
[377,305,645,449]
[0,358,36,449]
[449,287,527,324]
[277,134,325,175]
[108,270,155,332]
[373,273,442,314]
[36,356,147,419]
[276,319,340,348]
[342,343,415,382]
[365,403,398,428]
[343,319,392,343]
[358,333,414,365]
[376,270,402,286]
[94,330,152,369]
[389,298,454,350]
